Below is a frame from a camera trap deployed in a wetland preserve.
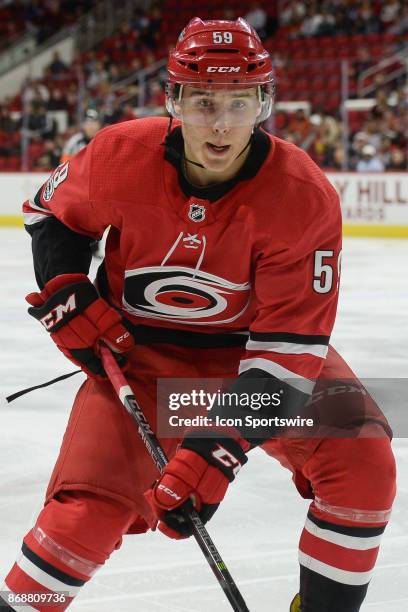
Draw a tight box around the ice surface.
[0,229,407,611]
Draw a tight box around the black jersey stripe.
[123,320,248,348]
[21,543,86,587]
[307,511,386,538]
[249,332,330,345]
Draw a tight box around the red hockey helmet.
[166,17,274,124]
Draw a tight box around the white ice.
[0,229,407,612]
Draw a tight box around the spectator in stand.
[380,0,401,29]
[334,5,354,35]
[34,138,63,170]
[24,79,50,106]
[244,3,268,39]
[389,4,408,35]
[279,0,306,27]
[147,6,163,43]
[356,144,385,172]
[298,7,324,37]
[387,146,407,169]
[86,60,108,90]
[132,6,150,31]
[48,51,68,78]
[286,108,312,147]
[315,7,336,36]
[107,64,122,85]
[331,145,346,170]
[83,50,99,78]
[24,102,57,141]
[0,103,17,134]
[103,97,135,125]
[364,116,387,150]
[47,88,69,111]
[115,22,138,54]
[358,0,381,35]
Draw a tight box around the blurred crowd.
[0,0,96,50]
[0,0,406,171]
[279,0,408,38]
[274,81,407,170]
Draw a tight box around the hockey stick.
[100,345,250,612]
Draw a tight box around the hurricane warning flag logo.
[123,266,250,325]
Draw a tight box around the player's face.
[179,86,260,184]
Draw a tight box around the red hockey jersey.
[23,117,342,393]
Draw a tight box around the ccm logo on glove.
[26,273,135,378]
[157,484,182,502]
[40,292,77,330]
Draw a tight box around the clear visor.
[166,83,273,127]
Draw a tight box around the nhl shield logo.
[188,203,206,222]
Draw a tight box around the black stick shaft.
[101,347,250,612]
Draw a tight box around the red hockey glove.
[26,273,134,378]
[144,436,249,539]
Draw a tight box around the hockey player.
[2,18,395,612]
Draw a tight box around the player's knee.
[345,437,396,510]
[38,490,140,563]
[364,437,396,506]
[344,437,396,510]
[312,436,396,517]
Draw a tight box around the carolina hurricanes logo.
[123,266,251,325]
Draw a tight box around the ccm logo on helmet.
[207,66,241,73]
[40,293,76,330]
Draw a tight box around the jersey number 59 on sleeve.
[313,249,342,294]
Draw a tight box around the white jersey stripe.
[298,551,373,586]
[17,554,81,598]
[239,357,314,394]
[23,212,51,226]
[246,340,328,358]
[304,517,383,550]
[27,198,50,213]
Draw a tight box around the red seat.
[325,92,341,113]
[312,75,326,90]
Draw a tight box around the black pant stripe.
[308,510,386,538]
[21,542,86,587]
